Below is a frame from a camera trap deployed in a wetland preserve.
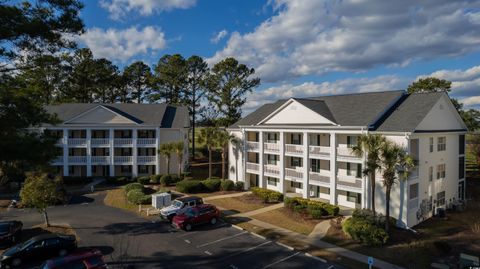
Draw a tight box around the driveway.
[1,192,340,268]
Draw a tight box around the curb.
[276,242,294,251]
[232,224,244,231]
[305,253,327,263]
[251,232,266,240]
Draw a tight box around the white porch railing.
[138,156,156,164]
[114,139,133,146]
[68,156,87,163]
[309,171,330,184]
[246,162,260,172]
[114,156,133,164]
[337,147,358,158]
[91,156,110,164]
[309,146,330,156]
[137,138,156,145]
[285,144,303,155]
[285,167,303,180]
[68,139,87,146]
[264,142,280,153]
[337,178,362,189]
[264,164,280,176]
[246,141,260,151]
[91,138,110,146]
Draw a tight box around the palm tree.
[230,137,242,182]
[380,141,414,233]
[158,143,174,174]
[173,141,184,176]
[197,127,217,179]
[215,130,234,180]
[351,134,387,216]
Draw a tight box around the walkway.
[231,202,284,217]
[81,178,105,192]
[203,191,251,201]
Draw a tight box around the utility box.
[152,193,171,209]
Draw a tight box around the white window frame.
[429,137,434,153]
[436,164,446,179]
[437,137,446,151]
[409,183,419,200]
[429,166,433,182]
[267,177,278,186]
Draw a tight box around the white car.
[160,196,203,221]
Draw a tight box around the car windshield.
[172,200,183,208]
[0,223,9,233]
[20,238,37,249]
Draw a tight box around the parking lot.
[1,193,339,269]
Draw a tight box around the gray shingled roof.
[45,103,189,128]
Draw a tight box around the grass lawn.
[104,188,139,212]
[252,207,324,235]
[194,190,241,198]
[208,194,267,213]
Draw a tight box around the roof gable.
[65,105,141,125]
[414,94,467,132]
[260,99,336,125]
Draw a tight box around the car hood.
[2,245,20,257]
[161,205,179,214]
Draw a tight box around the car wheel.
[210,217,217,225]
[11,258,21,267]
[59,249,67,256]
[185,223,192,231]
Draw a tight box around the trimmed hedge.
[202,178,221,192]
[235,181,244,191]
[176,180,204,193]
[221,179,235,191]
[284,197,339,217]
[137,176,150,185]
[126,189,151,205]
[149,174,162,184]
[342,216,388,246]
[251,187,283,203]
[125,182,144,193]
[160,175,174,186]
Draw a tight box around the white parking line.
[204,250,213,256]
[223,241,272,260]
[196,231,248,248]
[229,265,239,269]
[327,265,334,269]
[261,252,301,269]
[178,231,197,238]
[184,239,191,244]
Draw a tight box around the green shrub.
[149,174,162,184]
[170,174,181,183]
[293,204,306,213]
[201,178,221,192]
[176,180,204,193]
[137,176,150,185]
[310,209,324,219]
[125,182,144,193]
[284,197,339,217]
[181,172,191,179]
[235,181,244,191]
[126,189,151,204]
[251,187,283,203]
[117,177,128,184]
[160,175,173,186]
[342,216,389,246]
[221,179,235,191]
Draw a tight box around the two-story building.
[42,103,190,178]
[228,90,467,227]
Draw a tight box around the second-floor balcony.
[337,177,362,190]
[246,162,260,173]
[137,138,156,146]
[309,146,330,157]
[285,167,303,181]
[246,141,260,151]
[138,156,156,164]
[114,139,133,147]
[68,156,87,164]
[91,156,110,164]
[264,142,280,153]
[285,144,303,156]
[91,138,110,147]
[68,139,87,147]
[337,147,361,160]
[309,170,330,185]
[114,156,133,164]
[264,164,280,177]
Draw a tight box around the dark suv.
[172,204,220,231]
[0,221,22,248]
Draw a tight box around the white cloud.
[76,26,166,62]
[100,0,197,20]
[210,30,228,44]
[209,0,480,83]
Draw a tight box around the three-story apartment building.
[42,103,190,178]
[228,91,467,227]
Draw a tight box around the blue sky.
[77,0,480,113]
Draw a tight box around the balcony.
[91,138,110,147]
[309,146,330,157]
[285,167,303,181]
[309,171,330,185]
[114,139,133,147]
[285,144,303,156]
[264,142,280,154]
[68,156,87,164]
[138,156,156,164]
[337,177,362,190]
[246,162,260,173]
[137,138,156,146]
[114,156,133,164]
[264,164,280,177]
[337,147,361,161]
[246,141,260,151]
[91,156,110,164]
[68,139,87,147]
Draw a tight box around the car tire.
[11,258,21,267]
[185,223,192,231]
[59,249,67,256]
[210,217,217,225]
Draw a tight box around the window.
[311,159,320,173]
[437,137,446,151]
[436,164,446,179]
[437,191,445,206]
[346,192,359,203]
[346,163,351,176]
[429,137,434,152]
[429,167,433,181]
[291,157,302,167]
[409,183,419,200]
[267,177,278,186]
[267,154,278,165]
[291,133,302,145]
[459,157,465,179]
[139,165,148,174]
[459,135,465,155]
[290,181,302,189]
[347,136,357,148]
[458,181,465,200]
[267,133,278,142]
[356,164,362,178]
[121,165,131,173]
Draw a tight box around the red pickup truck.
[172,204,220,231]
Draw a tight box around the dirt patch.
[253,207,324,235]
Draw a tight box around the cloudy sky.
[78,0,480,113]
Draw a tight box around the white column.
[109,129,115,177]
[132,129,138,178]
[63,128,69,177]
[279,131,285,195]
[155,127,161,174]
[259,131,264,188]
[242,129,250,190]
[86,129,92,177]
[302,132,310,199]
[329,132,337,205]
